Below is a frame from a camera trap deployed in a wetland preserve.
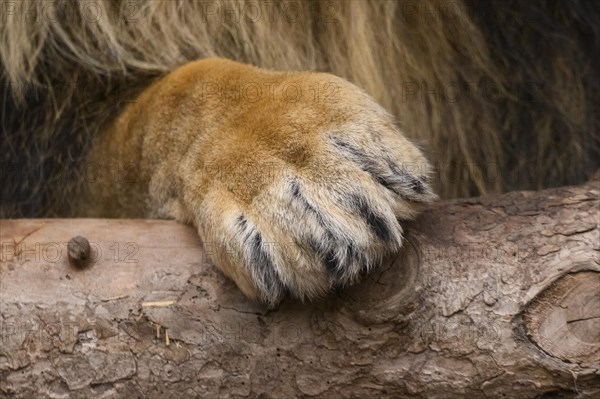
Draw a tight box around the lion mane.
[1,0,598,216]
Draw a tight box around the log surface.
[1,181,599,398]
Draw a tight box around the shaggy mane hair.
[1,0,599,216]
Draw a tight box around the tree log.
[1,181,599,398]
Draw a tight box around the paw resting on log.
[81,58,437,306]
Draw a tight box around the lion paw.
[153,59,437,306]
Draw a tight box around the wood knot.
[67,235,92,268]
[523,270,600,367]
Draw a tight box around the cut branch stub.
[523,270,600,367]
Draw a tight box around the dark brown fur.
[2,0,599,217]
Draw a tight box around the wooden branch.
[1,181,599,398]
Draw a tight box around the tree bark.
[1,181,598,398]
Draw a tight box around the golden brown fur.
[80,58,435,303]
[1,0,599,303]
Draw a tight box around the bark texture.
[1,181,599,398]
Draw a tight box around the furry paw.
[121,59,436,306]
